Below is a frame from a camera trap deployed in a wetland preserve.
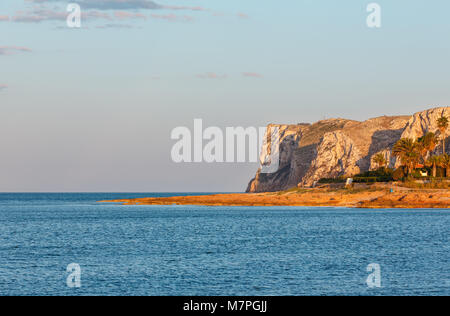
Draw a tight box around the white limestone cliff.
[246,107,449,192]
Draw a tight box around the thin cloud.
[197,73,227,79]
[0,46,32,55]
[242,72,263,78]
[26,0,162,10]
[114,11,147,20]
[12,8,112,23]
[237,13,249,19]
[162,5,208,12]
[14,2,202,24]
[96,23,134,29]
[150,14,193,22]
[13,8,193,24]
[25,1,208,12]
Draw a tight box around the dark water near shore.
[0,193,448,296]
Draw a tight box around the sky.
[1,0,450,192]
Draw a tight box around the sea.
[0,193,448,296]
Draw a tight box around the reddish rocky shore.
[100,185,449,209]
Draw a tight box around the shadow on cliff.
[246,143,318,192]
[356,128,405,171]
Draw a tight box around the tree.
[426,155,442,178]
[393,138,420,175]
[437,115,449,154]
[440,154,450,178]
[372,153,387,170]
[417,132,438,163]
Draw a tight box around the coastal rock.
[247,124,306,193]
[401,107,450,139]
[247,119,352,192]
[300,131,361,187]
[246,107,449,192]
[397,107,450,162]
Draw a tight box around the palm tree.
[437,115,449,154]
[372,153,387,170]
[393,138,420,175]
[426,155,442,178]
[417,132,438,163]
[440,154,450,178]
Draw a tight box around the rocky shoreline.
[100,184,449,209]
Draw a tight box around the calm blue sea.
[0,193,448,296]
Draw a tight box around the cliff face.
[396,107,450,164]
[246,107,449,192]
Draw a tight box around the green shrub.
[392,167,406,181]
[354,168,393,178]
[354,177,376,183]
[351,168,393,183]
[318,177,346,184]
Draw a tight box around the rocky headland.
[247,107,450,192]
[100,107,450,209]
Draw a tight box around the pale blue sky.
[1,0,450,192]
